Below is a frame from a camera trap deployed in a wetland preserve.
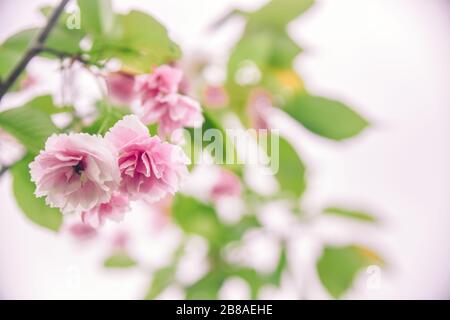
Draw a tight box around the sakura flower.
[67,222,97,241]
[203,85,228,108]
[105,115,190,202]
[140,93,203,137]
[137,64,203,137]
[105,71,136,105]
[29,133,120,213]
[81,192,130,227]
[210,169,242,200]
[138,64,183,99]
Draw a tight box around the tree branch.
[0,0,71,101]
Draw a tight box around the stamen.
[73,162,85,175]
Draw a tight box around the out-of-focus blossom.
[210,169,242,200]
[203,85,228,108]
[137,65,203,137]
[140,93,203,137]
[247,89,273,130]
[81,192,130,227]
[111,230,130,250]
[105,115,190,202]
[138,65,183,99]
[67,222,97,241]
[105,71,136,105]
[0,129,25,166]
[20,73,38,90]
[29,133,120,213]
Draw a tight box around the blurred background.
[0,0,449,299]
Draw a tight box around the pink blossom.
[203,85,228,108]
[81,192,130,227]
[140,93,203,137]
[105,71,136,105]
[105,115,190,202]
[247,89,272,130]
[67,222,97,241]
[137,64,203,137]
[138,65,183,99]
[29,133,120,213]
[210,169,242,200]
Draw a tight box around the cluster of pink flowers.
[105,65,203,139]
[30,114,190,227]
[137,65,204,137]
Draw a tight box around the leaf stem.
[0,0,71,101]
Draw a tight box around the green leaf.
[317,245,383,299]
[144,266,176,300]
[0,105,59,154]
[266,135,307,198]
[171,194,222,245]
[26,95,74,114]
[82,102,130,135]
[77,0,115,36]
[323,207,377,223]
[104,251,137,268]
[89,10,181,73]
[185,271,226,300]
[11,156,63,231]
[284,94,369,140]
[270,246,287,286]
[0,29,35,78]
[247,0,315,31]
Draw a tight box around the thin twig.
[39,46,103,67]
[0,0,71,101]
[0,165,9,178]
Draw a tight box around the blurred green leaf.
[284,94,368,140]
[172,194,222,245]
[89,10,181,73]
[0,29,35,78]
[144,266,176,300]
[104,251,137,268]
[323,207,377,223]
[247,0,315,31]
[11,156,63,231]
[270,245,287,286]
[266,135,307,198]
[26,95,74,114]
[0,105,59,154]
[77,0,115,36]
[186,271,226,300]
[82,102,130,135]
[317,245,383,299]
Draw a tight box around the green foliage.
[266,135,307,198]
[84,6,182,72]
[104,251,137,268]
[317,245,383,298]
[246,0,315,31]
[144,265,177,300]
[0,104,59,154]
[78,0,115,36]
[82,102,130,135]
[283,94,369,140]
[0,29,36,78]
[25,95,74,114]
[172,194,223,246]
[323,207,377,223]
[11,156,63,231]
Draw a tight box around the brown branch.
[0,0,71,100]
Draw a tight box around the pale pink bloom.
[140,93,203,137]
[105,115,190,202]
[211,169,242,200]
[203,85,228,108]
[67,222,97,241]
[81,192,130,227]
[111,230,130,250]
[105,71,136,105]
[138,65,183,99]
[29,133,121,213]
[247,89,273,130]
